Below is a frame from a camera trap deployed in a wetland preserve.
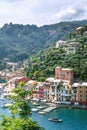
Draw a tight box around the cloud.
[0,0,87,27]
[49,0,87,24]
[51,7,86,22]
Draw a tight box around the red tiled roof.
[17,77,30,83]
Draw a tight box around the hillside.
[25,24,87,82]
[0,20,87,62]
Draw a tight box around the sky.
[0,0,87,27]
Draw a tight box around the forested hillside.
[25,24,87,82]
[0,20,87,62]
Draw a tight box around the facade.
[43,78,62,102]
[50,79,62,102]
[56,40,67,48]
[33,82,44,100]
[25,80,37,90]
[66,46,79,54]
[66,42,80,54]
[43,77,72,103]
[72,82,87,105]
[43,77,56,101]
[58,82,71,104]
[43,81,51,101]
[55,67,73,84]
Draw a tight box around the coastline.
[31,100,87,110]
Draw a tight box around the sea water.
[0,99,87,130]
[32,107,87,130]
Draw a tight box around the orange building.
[72,82,87,105]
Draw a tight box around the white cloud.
[51,7,86,22]
[51,7,76,21]
[0,0,87,27]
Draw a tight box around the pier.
[38,106,56,114]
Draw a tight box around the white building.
[66,42,80,54]
[57,82,71,104]
[56,40,67,48]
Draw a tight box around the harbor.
[32,107,87,130]
[0,82,87,130]
[31,102,57,114]
[0,97,87,130]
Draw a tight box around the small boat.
[32,102,39,106]
[31,108,39,112]
[0,96,5,101]
[37,106,46,109]
[69,106,72,109]
[48,118,63,122]
[4,103,13,108]
[38,111,46,115]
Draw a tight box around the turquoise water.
[0,99,87,130]
[32,108,87,130]
[0,99,11,118]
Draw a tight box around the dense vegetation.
[0,20,87,63]
[25,24,87,82]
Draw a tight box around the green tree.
[0,81,45,130]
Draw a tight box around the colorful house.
[72,82,87,105]
[55,66,73,84]
[33,82,44,100]
[58,82,71,104]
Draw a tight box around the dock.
[42,106,56,112]
[38,106,56,114]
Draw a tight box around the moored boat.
[48,118,63,122]
[38,111,46,114]
[31,108,39,112]
[4,103,13,108]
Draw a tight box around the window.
[61,73,65,76]
[52,88,54,93]
[74,90,77,93]
[80,94,82,97]
[80,98,82,101]
[67,72,69,74]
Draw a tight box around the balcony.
[60,93,71,97]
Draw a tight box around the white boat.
[37,106,46,109]
[48,118,63,122]
[32,102,39,106]
[38,111,46,114]
[4,103,13,108]
[0,95,5,100]
[31,108,39,112]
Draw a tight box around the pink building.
[55,67,73,83]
